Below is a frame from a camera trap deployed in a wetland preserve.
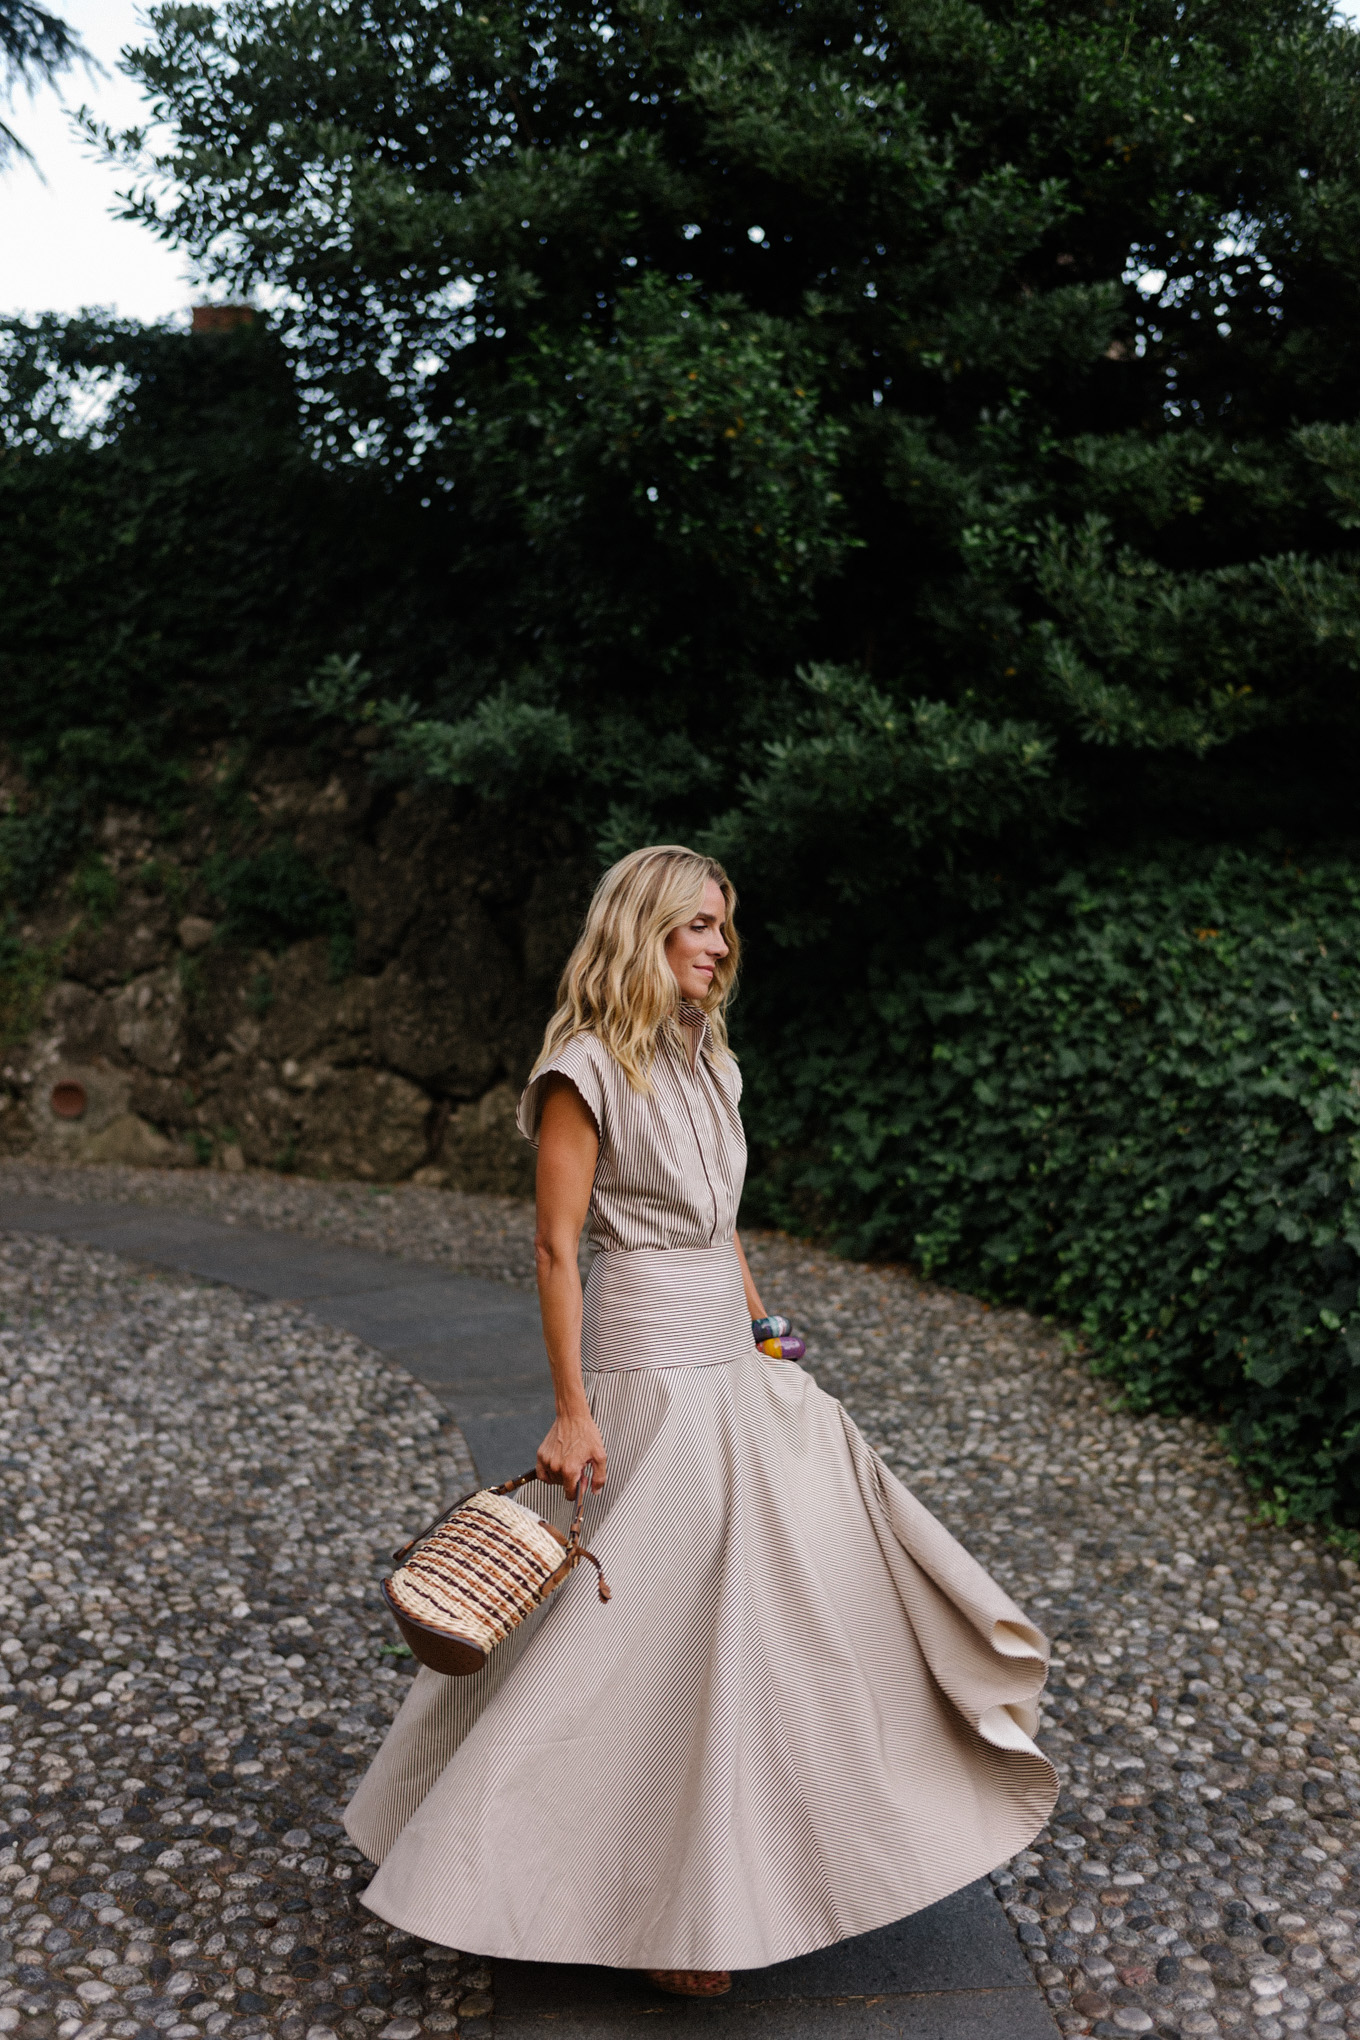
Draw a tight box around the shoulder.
[516,1032,620,1145]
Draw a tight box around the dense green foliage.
[203,843,356,976]
[3,0,1360,1517]
[746,849,1360,1523]
[0,0,1343,882]
[98,0,1360,890]
[0,316,461,820]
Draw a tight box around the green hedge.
[203,844,355,976]
[747,847,1360,1528]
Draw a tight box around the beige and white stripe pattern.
[514,1005,745,1258]
[344,1010,1058,1970]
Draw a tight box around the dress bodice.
[516,1004,747,1254]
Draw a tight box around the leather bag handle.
[391,1467,610,1601]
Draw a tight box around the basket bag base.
[380,1582,499,1677]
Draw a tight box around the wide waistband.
[581,1243,752,1373]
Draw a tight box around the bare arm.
[733,1230,765,1321]
[533,1075,608,1493]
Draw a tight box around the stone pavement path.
[0,1191,1059,2040]
[10,1164,1360,2040]
[0,1194,553,1485]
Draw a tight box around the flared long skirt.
[344,1247,1057,1971]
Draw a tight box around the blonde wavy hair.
[533,845,740,1092]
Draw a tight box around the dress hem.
[347,1800,1055,1971]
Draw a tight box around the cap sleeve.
[517,1034,608,1146]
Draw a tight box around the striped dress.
[344,1007,1057,1971]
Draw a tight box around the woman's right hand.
[536,1411,607,1496]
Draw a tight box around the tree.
[0,1,85,166]
[101,0,1360,935]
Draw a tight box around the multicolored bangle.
[752,1315,805,1361]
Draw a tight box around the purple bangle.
[757,1334,806,1361]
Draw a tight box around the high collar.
[674,1001,711,1067]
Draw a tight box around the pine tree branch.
[0,0,91,167]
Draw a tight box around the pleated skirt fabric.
[345,1247,1058,1972]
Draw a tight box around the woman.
[345,845,1057,1994]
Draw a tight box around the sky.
[4,1,1360,328]
[0,0,193,325]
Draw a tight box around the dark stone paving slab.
[495,1882,1057,2038]
[0,1191,550,1479]
[451,1399,561,1484]
[495,1993,1056,2040]
[0,1191,1058,2039]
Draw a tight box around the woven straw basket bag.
[382,1470,611,1677]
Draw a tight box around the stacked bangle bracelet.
[751,1315,806,1362]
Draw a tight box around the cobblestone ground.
[0,1167,537,1292]
[0,1230,484,2040]
[4,1164,1360,2040]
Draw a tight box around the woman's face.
[664,880,730,1004]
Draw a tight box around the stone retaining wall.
[0,745,589,1187]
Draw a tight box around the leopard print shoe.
[645,1970,733,1997]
